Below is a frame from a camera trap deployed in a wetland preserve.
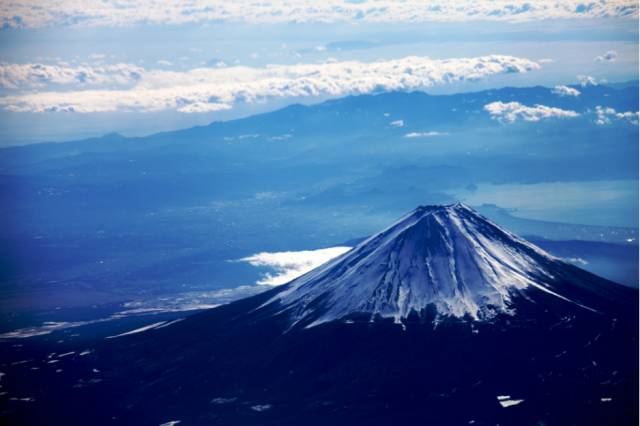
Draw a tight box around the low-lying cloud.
[2,1,637,29]
[484,101,580,123]
[238,246,351,285]
[595,106,639,125]
[0,55,541,113]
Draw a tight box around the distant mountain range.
[2,83,638,171]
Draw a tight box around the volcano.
[262,203,602,328]
[3,204,638,426]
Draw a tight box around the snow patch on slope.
[497,395,525,407]
[106,321,172,339]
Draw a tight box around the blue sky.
[0,1,637,145]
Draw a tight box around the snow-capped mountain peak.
[262,203,593,327]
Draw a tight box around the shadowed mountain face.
[1,205,637,426]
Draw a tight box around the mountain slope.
[262,203,605,328]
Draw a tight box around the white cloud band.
[484,101,580,123]
[0,55,541,113]
[2,1,637,29]
[0,62,143,89]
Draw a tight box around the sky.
[0,0,638,145]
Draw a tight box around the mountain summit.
[262,203,598,328]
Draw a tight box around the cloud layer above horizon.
[1,1,637,29]
[0,55,541,114]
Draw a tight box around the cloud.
[1,1,637,28]
[156,60,173,67]
[0,88,232,113]
[484,101,580,123]
[552,85,581,97]
[390,119,404,128]
[577,74,598,86]
[0,62,143,89]
[238,246,351,285]
[594,50,618,62]
[0,54,541,113]
[404,131,448,138]
[594,106,639,125]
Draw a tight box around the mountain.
[2,204,637,425]
[262,203,611,328]
[2,84,638,174]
